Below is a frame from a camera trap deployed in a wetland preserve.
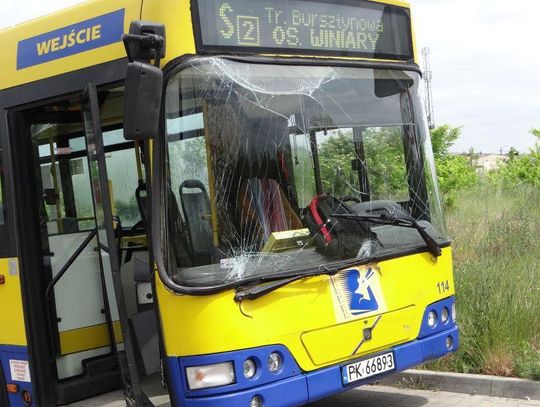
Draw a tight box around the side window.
[35,131,96,234]
[34,125,144,231]
[103,129,144,227]
[363,126,409,202]
[169,136,209,195]
[167,113,210,209]
[39,127,145,230]
[317,129,358,198]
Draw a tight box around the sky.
[410,0,540,153]
[1,0,539,153]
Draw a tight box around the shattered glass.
[162,57,448,287]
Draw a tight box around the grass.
[423,182,540,380]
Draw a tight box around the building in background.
[476,154,508,172]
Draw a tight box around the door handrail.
[45,228,98,302]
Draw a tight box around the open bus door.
[81,83,153,407]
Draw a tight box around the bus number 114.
[437,280,450,294]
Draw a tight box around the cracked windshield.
[164,57,447,286]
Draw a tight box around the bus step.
[55,356,121,405]
[84,354,119,376]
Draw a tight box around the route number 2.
[437,280,450,294]
[237,16,260,46]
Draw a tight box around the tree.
[430,125,478,207]
[318,128,408,200]
[362,127,409,200]
[508,147,519,162]
[317,124,480,208]
[489,129,540,187]
[430,124,462,160]
[318,132,357,197]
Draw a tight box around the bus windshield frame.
[153,56,448,295]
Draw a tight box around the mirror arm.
[121,21,166,66]
[122,33,164,67]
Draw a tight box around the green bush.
[489,130,540,187]
[436,155,478,207]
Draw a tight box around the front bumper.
[167,324,458,406]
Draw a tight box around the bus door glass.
[31,112,115,382]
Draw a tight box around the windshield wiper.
[234,264,341,302]
[331,212,442,258]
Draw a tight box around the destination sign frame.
[192,0,414,61]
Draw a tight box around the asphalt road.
[70,385,540,406]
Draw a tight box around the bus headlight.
[441,307,449,323]
[186,362,235,390]
[243,358,257,379]
[427,311,437,328]
[451,303,457,322]
[268,352,283,373]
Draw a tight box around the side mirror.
[123,61,163,140]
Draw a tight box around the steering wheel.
[339,196,361,204]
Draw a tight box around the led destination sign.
[195,0,413,59]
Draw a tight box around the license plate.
[342,352,395,385]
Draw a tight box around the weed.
[397,377,433,391]
[424,183,540,379]
[514,342,540,380]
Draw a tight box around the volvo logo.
[352,315,382,355]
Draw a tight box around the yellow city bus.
[0,0,458,406]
